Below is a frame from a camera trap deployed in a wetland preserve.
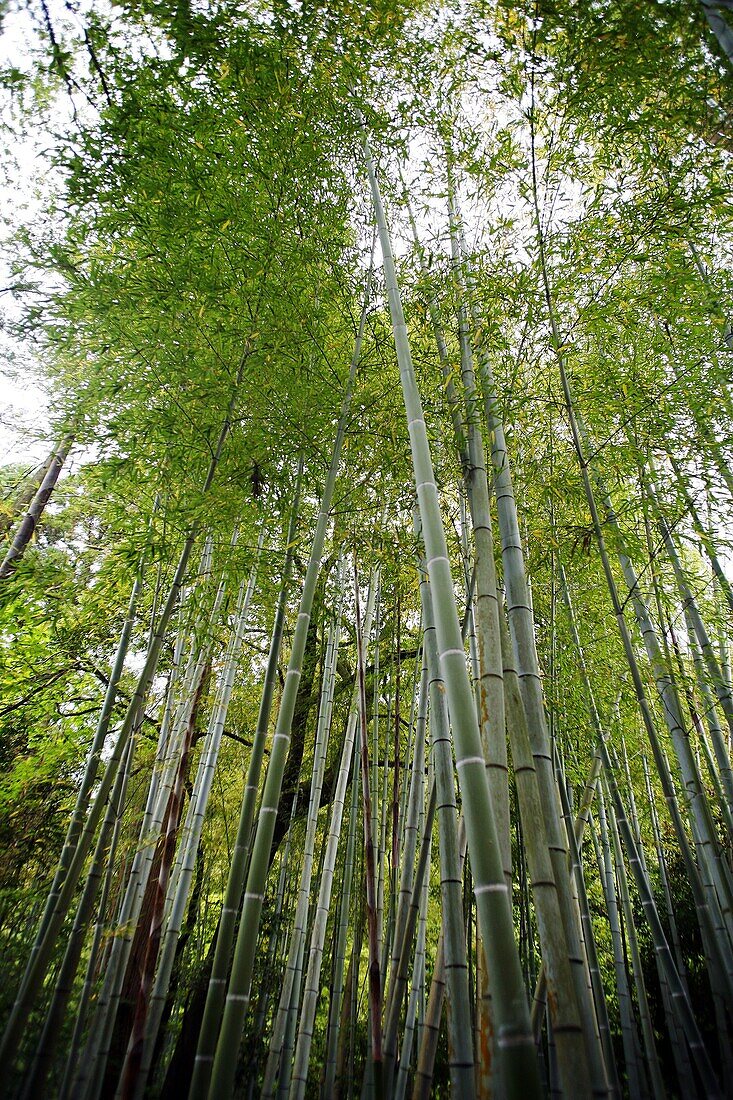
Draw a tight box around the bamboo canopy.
[1,2,733,1097]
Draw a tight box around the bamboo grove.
[1,0,733,1096]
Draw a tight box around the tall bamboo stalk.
[559,495,724,1091]
[605,780,666,1099]
[496,592,595,1097]
[0,442,62,539]
[22,711,138,1099]
[2,355,249,1080]
[454,218,605,1092]
[323,728,362,1098]
[190,464,302,1096]
[363,132,541,1098]
[386,651,427,1023]
[354,554,384,1097]
[11,554,144,1006]
[383,777,436,1093]
[289,575,377,1100]
[394,817,431,1100]
[593,801,646,1098]
[207,281,370,1100]
[58,728,136,1100]
[262,560,344,1099]
[668,452,733,614]
[417,549,474,1098]
[0,431,73,581]
[125,545,261,1099]
[78,548,229,1100]
[540,235,733,1011]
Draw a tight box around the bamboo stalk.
[354,555,384,1096]
[127,546,261,1099]
[190,464,302,1096]
[207,282,370,1100]
[323,726,362,1097]
[605,780,666,1099]
[288,575,377,1100]
[363,131,541,1099]
[262,560,344,1099]
[417,554,474,1097]
[0,431,73,581]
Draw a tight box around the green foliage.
[1,0,733,1095]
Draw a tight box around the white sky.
[0,2,73,468]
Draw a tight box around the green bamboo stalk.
[593,800,646,1099]
[347,838,365,1100]
[394,819,431,1100]
[661,595,733,846]
[58,727,136,1100]
[601,744,722,1093]
[371,576,383,961]
[0,430,73,581]
[391,589,402,971]
[554,754,620,1099]
[383,779,436,1092]
[114,640,211,1100]
[554,564,635,1084]
[668,453,733,614]
[455,497,495,1100]
[610,495,733,949]
[79,551,229,1100]
[699,2,733,73]
[417,554,474,1098]
[547,314,733,1011]
[619,736,645,865]
[411,934,446,1100]
[1,534,196,1085]
[669,399,733,557]
[606,780,666,1099]
[288,575,377,1100]
[262,562,344,1099]
[454,197,606,1091]
[159,535,249,927]
[22,714,138,1100]
[411,815,469,1100]
[0,443,60,539]
[74,578,207,1098]
[649,469,733,750]
[333,953,355,1100]
[207,281,369,1100]
[377,688,392,990]
[460,255,605,1095]
[642,758,688,991]
[403,194,470,481]
[447,183,509,884]
[688,667,733,836]
[190,464,302,1097]
[245,787,302,1097]
[128,547,261,1100]
[12,544,145,1082]
[413,188,508,1085]
[363,131,541,1099]
[354,556,383,1098]
[497,591,595,1097]
[396,643,422,900]
[2,356,247,1081]
[640,755,700,1096]
[10,554,144,1014]
[386,651,428,1021]
[559,521,717,1091]
[323,727,362,1097]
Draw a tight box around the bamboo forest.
[4,1,733,1097]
